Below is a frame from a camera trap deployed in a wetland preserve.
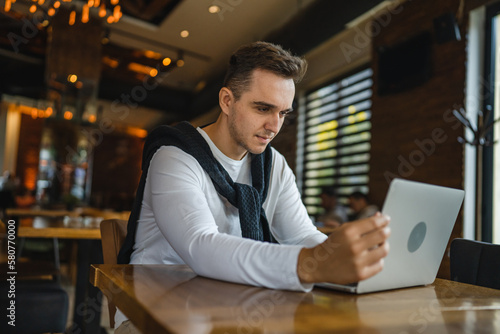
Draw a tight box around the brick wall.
[368,0,481,278]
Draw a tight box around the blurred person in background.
[316,186,348,228]
[348,191,379,221]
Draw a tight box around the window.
[483,3,500,243]
[299,67,373,216]
[466,3,500,243]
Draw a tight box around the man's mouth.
[256,134,273,143]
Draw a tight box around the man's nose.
[265,112,281,134]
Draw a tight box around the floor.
[61,271,114,334]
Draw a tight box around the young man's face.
[320,194,337,211]
[349,197,365,212]
[224,69,295,159]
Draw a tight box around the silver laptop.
[317,178,464,294]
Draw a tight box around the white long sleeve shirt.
[115,128,327,327]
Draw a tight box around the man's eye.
[280,111,291,117]
[258,107,269,112]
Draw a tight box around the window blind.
[301,67,373,216]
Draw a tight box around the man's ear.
[219,87,234,116]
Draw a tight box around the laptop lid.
[317,178,464,294]
[356,178,464,293]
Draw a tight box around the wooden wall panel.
[90,132,143,211]
[16,114,44,191]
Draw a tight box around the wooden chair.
[100,218,128,328]
[450,238,500,290]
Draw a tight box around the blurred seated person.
[0,171,18,219]
[316,186,348,228]
[348,191,379,221]
[0,171,18,192]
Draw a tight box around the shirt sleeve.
[269,151,328,247]
[148,147,314,291]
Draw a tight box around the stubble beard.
[227,113,259,155]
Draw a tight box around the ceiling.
[0,0,385,129]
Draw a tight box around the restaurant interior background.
[1,0,499,281]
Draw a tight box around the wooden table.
[7,207,130,221]
[6,207,76,217]
[90,264,500,334]
[18,216,101,239]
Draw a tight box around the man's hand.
[322,218,341,228]
[297,213,391,284]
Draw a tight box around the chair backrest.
[0,219,5,233]
[100,218,128,327]
[450,238,500,290]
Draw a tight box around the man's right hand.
[297,213,391,285]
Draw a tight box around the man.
[115,42,390,333]
[348,191,380,221]
[317,186,348,228]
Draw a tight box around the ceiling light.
[143,50,161,59]
[45,107,53,118]
[99,4,106,17]
[113,5,121,20]
[41,0,122,25]
[180,30,189,38]
[102,56,118,68]
[64,111,73,120]
[208,5,220,14]
[176,50,184,67]
[31,108,38,119]
[162,57,172,66]
[69,10,76,25]
[128,62,156,76]
[4,0,11,12]
[82,4,90,23]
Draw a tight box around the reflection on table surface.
[91,264,500,334]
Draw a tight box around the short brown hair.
[223,41,307,100]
